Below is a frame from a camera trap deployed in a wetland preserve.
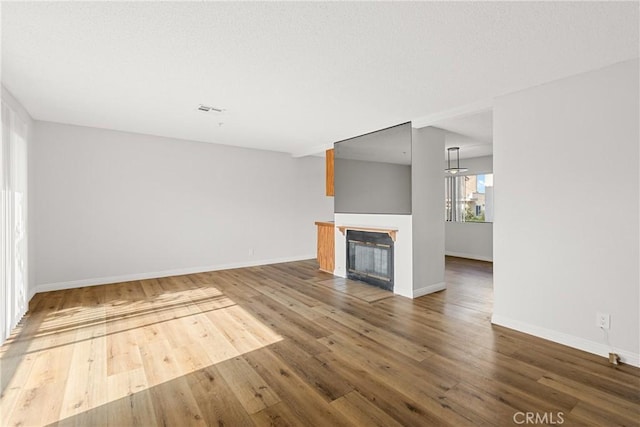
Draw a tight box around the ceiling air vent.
[197,104,225,113]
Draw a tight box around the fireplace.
[346,230,394,291]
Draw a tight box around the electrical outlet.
[597,312,610,330]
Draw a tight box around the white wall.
[493,59,639,366]
[33,121,333,290]
[1,86,37,299]
[444,155,493,261]
[445,222,493,262]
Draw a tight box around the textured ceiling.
[2,2,638,155]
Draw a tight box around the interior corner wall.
[411,127,445,296]
[493,59,640,365]
[1,86,37,299]
[32,121,333,290]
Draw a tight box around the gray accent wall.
[412,127,445,292]
[334,158,411,214]
[334,122,412,214]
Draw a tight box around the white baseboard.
[412,282,446,298]
[28,286,37,304]
[491,314,640,368]
[445,251,493,262]
[33,254,316,295]
[333,267,346,279]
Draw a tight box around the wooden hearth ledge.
[336,225,398,242]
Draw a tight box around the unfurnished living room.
[1,2,639,426]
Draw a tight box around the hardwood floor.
[1,257,638,426]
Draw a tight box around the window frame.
[445,172,493,224]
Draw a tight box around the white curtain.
[1,99,28,344]
[445,175,466,222]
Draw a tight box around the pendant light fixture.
[445,147,468,174]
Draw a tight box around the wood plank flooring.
[1,257,638,426]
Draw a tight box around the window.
[1,99,29,344]
[445,173,493,223]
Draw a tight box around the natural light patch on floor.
[0,277,283,426]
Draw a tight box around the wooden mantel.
[336,225,398,242]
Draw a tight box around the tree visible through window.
[445,174,493,222]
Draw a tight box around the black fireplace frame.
[346,230,394,291]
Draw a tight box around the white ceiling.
[2,2,638,156]
[436,110,494,159]
[444,133,493,160]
